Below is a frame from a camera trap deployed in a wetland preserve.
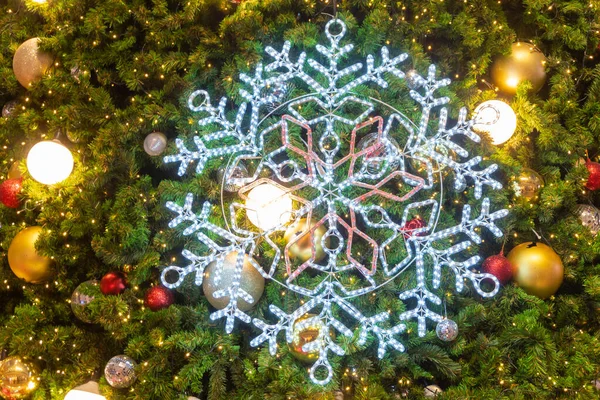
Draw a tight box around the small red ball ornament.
[402,217,426,238]
[585,159,600,191]
[482,252,513,284]
[0,178,23,209]
[144,286,174,311]
[100,271,127,295]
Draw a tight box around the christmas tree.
[1,0,600,399]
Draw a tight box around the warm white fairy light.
[162,19,508,385]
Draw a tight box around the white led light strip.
[162,19,508,385]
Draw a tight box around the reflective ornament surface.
[435,319,458,342]
[71,280,99,323]
[585,160,600,191]
[512,168,543,201]
[0,356,39,399]
[284,218,328,263]
[490,42,547,95]
[8,226,53,283]
[12,38,54,89]
[104,355,137,389]
[2,101,18,118]
[203,251,264,311]
[288,313,333,363]
[507,242,563,299]
[217,163,249,192]
[356,132,401,175]
[575,204,600,235]
[100,271,127,295]
[143,132,167,156]
[404,69,422,90]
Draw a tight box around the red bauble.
[482,253,513,284]
[402,217,426,238]
[0,178,22,209]
[586,160,600,191]
[100,271,127,295]
[144,286,174,311]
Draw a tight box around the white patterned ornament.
[162,19,507,385]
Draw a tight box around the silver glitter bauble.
[436,319,458,342]
[71,65,82,83]
[576,204,600,235]
[356,132,401,175]
[405,69,422,90]
[217,163,249,192]
[104,355,137,389]
[143,132,167,156]
[13,38,54,89]
[2,101,18,118]
[424,384,442,398]
[71,280,99,323]
[202,251,264,311]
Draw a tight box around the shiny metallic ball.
[71,280,99,323]
[576,204,600,235]
[104,355,137,389]
[436,319,458,342]
[143,132,167,156]
[217,163,249,192]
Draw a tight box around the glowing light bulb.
[472,100,517,145]
[64,381,106,400]
[246,183,292,231]
[26,140,74,184]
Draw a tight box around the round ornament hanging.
[575,204,600,235]
[144,285,174,311]
[472,100,517,145]
[404,69,422,90]
[26,140,74,185]
[435,319,458,342]
[216,163,249,193]
[284,218,329,263]
[8,226,54,283]
[512,168,544,201]
[143,132,168,156]
[160,18,508,385]
[585,159,600,191]
[507,242,563,299]
[423,384,443,398]
[481,252,513,284]
[71,280,100,323]
[0,178,23,209]
[104,355,137,389]
[100,271,127,295]
[288,313,333,363]
[12,38,54,89]
[0,356,39,399]
[2,101,18,118]
[490,42,547,95]
[202,251,264,312]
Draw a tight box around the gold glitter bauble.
[0,356,39,399]
[288,313,334,363]
[512,168,544,201]
[284,218,328,263]
[202,251,264,311]
[507,242,563,299]
[490,42,547,95]
[12,38,54,89]
[7,226,54,284]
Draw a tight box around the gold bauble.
[507,242,564,299]
[12,38,54,89]
[7,162,22,180]
[491,42,547,95]
[7,226,54,284]
[512,168,544,201]
[288,313,334,363]
[284,218,328,263]
[202,251,264,311]
[0,356,39,399]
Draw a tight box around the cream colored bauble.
[64,381,106,400]
[202,251,264,311]
[12,38,54,89]
[472,100,517,145]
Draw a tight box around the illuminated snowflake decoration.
[162,19,508,385]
